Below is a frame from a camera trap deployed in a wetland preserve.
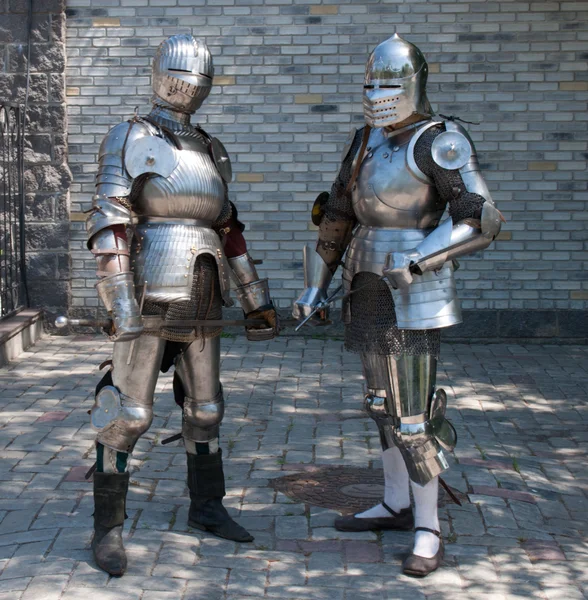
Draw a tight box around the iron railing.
[0,103,27,319]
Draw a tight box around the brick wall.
[64,1,587,336]
[0,0,71,320]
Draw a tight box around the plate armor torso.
[343,122,462,330]
[128,124,231,304]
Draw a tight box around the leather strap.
[381,501,405,517]
[415,526,441,537]
[346,125,371,193]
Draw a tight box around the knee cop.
[91,370,153,454]
[182,387,225,443]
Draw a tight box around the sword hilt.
[55,316,110,329]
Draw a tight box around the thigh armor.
[361,352,457,486]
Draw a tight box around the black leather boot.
[92,471,129,577]
[187,450,253,543]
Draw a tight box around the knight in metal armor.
[86,34,278,576]
[293,34,502,577]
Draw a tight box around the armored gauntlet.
[95,272,143,342]
[292,245,333,325]
[229,253,278,341]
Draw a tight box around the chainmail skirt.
[143,254,223,342]
[344,272,441,358]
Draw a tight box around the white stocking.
[410,476,440,558]
[356,446,411,518]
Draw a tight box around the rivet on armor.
[383,153,389,159]
[393,147,399,152]
[146,156,155,166]
[367,152,373,159]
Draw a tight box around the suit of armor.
[294,34,501,577]
[86,35,278,577]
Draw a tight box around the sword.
[55,316,270,329]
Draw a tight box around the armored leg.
[175,336,224,445]
[359,351,447,570]
[90,334,166,576]
[93,335,166,454]
[362,351,453,486]
[333,353,413,531]
[175,337,253,543]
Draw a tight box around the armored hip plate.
[343,226,462,330]
[131,220,231,304]
[352,127,446,230]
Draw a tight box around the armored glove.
[235,278,279,341]
[292,286,330,326]
[383,250,421,291]
[292,245,333,326]
[95,272,143,342]
[245,303,280,342]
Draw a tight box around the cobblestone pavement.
[0,334,586,600]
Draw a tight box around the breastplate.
[134,130,226,222]
[352,127,446,229]
[130,129,231,305]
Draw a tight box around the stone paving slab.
[0,334,585,599]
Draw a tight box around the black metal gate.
[0,103,27,319]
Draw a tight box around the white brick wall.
[65,0,588,312]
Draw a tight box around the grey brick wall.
[64,0,588,318]
[1,0,71,319]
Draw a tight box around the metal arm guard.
[95,119,156,199]
[316,218,355,273]
[412,199,501,273]
[227,253,260,286]
[234,277,276,341]
[235,278,272,315]
[86,195,133,246]
[292,245,334,321]
[95,272,143,341]
[385,199,501,289]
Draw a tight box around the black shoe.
[92,471,129,577]
[334,502,414,532]
[186,450,253,543]
[402,527,444,577]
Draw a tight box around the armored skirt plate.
[343,226,462,330]
[131,222,231,305]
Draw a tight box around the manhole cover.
[272,466,467,514]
